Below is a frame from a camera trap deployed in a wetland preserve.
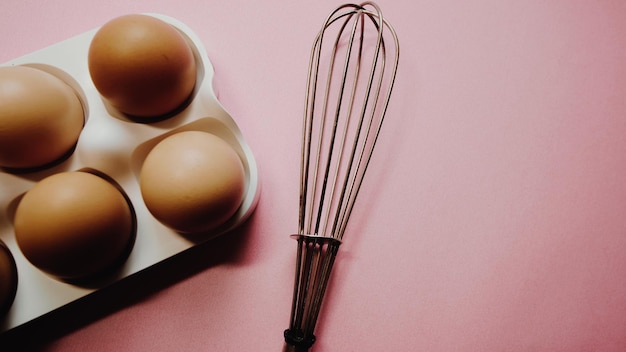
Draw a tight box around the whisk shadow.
[0,217,256,350]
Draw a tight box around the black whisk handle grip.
[284,328,316,351]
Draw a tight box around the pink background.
[2,0,626,350]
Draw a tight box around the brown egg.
[88,14,197,118]
[0,66,84,170]
[0,240,18,315]
[140,131,245,233]
[14,171,135,280]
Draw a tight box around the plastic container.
[0,13,260,333]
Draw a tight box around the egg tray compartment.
[0,14,260,333]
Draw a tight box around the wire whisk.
[284,2,399,350]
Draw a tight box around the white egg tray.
[0,14,260,333]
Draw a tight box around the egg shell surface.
[0,240,18,315]
[87,14,197,118]
[0,66,84,169]
[13,171,135,280]
[139,131,246,233]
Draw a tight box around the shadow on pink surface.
[0,217,256,350]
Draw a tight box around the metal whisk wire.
[285,2,399,351]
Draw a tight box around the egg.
[88,14,197,118]
[0,66,84,170]
[13,171,135,280]
[0,240,18,315]
[140,131,245,233]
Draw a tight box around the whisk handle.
[284,235,341,351]
[284,329,315,351]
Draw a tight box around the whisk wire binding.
[286,2,399,350]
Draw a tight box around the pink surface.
[2,0,626,351]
